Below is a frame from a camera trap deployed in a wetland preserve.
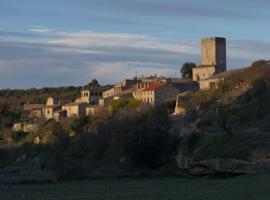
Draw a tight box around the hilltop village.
[3,35,270,183]
[16,37,237,130]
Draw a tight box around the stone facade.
[198,68,246,90]
[174,91,193,115]
[192,65,216,81]
[86,106,102,116]
[201,37,226,73]
[102,79,139,99]
[77,87,108,104]
[53,110,67,121]
[193,37,226,82]
[62,103,88,118]
[102,87,122,99]
[23,104,44,118]
[44,97,62,120]
[13,123,39,133]
[133,82,164,105]
[199,78,223,90]
[133,81,198,106]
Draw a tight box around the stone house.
[133,82,165,105]
[102,87,122,99]
[102,79,140,99]
[23,104,45,118]
[198,68,246,90]
[53,110,67,121]
[13,122,39,133]
[62,102,88,118]
[86,105,103,116]
[133,81,197,105]
[76,86,110,104]
[192,65,216,81]
[44,97,62,120]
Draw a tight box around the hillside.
[0,61,270,182]
[173,61,270,174]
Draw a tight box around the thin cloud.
[49,31,200,55]
[29,26,54,33]
[0,30,270,88]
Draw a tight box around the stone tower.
[201,37,226,73]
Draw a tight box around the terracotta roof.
[143,82,164,91]
[23,104,44,111]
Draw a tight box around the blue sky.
[0,0,270,88]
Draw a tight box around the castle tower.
[201,37,226,73]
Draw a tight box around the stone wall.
[199,78,223,90]
[192,66,216,81]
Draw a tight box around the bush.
[70,116,91,134]
[40,120,66,144]
[125,106,179,169]
[11,131,29,143]
[110,99,142,113]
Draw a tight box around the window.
[47,110,50,114]
[210,82,216,89]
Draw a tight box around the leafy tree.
[88,79,99,87]
[251,60,268,68]
[70,116,91,134]
[180,62,196,78]
[125,106,179,169]
[40,120,66,144]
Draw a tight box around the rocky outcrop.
[189,159,266,176]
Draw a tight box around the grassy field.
[1,174,270,200]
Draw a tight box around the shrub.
[124,106,179,169]
[11,131,29,143]
[40,120,66,144]
[110,99,142,113]
[70,116,91,134]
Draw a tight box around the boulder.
[189,159,265,176]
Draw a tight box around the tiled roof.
[143,82,164,91]
[23,104,44,110]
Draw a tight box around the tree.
[88,79,99,87]
[180,62,196,79]
[251,60,268,68]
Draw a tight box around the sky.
[0,0,270,89]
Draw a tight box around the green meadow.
[1,174,270,200]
